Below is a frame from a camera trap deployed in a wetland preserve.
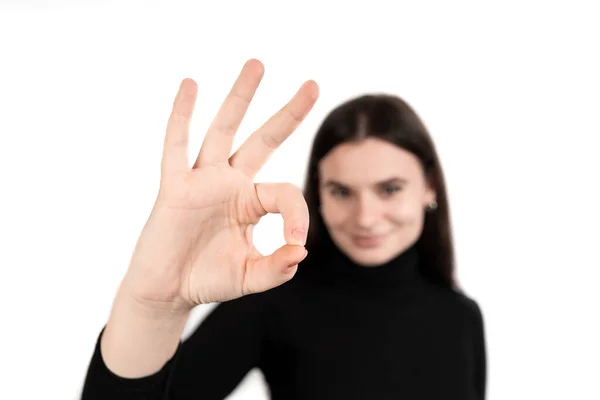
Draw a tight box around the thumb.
[244,245,308,294]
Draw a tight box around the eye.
[330,187,350,198]
[381,185,402,196]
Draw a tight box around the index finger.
[255,182,309,246]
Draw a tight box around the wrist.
[114,282,192,323]
[102,287,190,378]
[118,267,195,313]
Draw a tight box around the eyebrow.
[322,177,408,188]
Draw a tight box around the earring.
[426,200,438,211]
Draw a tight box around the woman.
[82,59,486,399]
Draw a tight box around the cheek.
[387,197,424,224]
[320,202,350,227]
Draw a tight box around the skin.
[101,59,319,378]
[318,137,437,267]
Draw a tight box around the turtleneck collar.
[314,242,422,291]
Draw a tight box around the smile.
[351,235,386,247]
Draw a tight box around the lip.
[351,234,386,247]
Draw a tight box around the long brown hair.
[302,94,457,289]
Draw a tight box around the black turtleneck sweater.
[82,245,486,399]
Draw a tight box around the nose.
[354,193,382,229]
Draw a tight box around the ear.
[424,187,436,206]
[424,176,437,206]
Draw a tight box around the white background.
[1,1,599,399]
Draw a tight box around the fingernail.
[292,228,307,245]
[301,249,308,260]
[289,250,308,269]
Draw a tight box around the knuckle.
[214,124,237,137]
[259,132,282,150]
[233,155,257,177]
[229,90,252,106]
[284,106,303,124]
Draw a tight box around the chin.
[344,236,415,267]
[331,231,414,267]
[345,247,396,267]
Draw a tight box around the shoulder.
[449,289,483,317]
[453,290,485,329]
[421,281,485,328]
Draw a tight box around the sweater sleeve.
[80,292,269,400]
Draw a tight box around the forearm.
[100,281,190,379]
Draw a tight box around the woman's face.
[318,137,436,267]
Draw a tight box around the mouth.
[351,234,386,248]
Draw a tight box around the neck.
[316,243,422,291]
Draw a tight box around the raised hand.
[122,59,319,312]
